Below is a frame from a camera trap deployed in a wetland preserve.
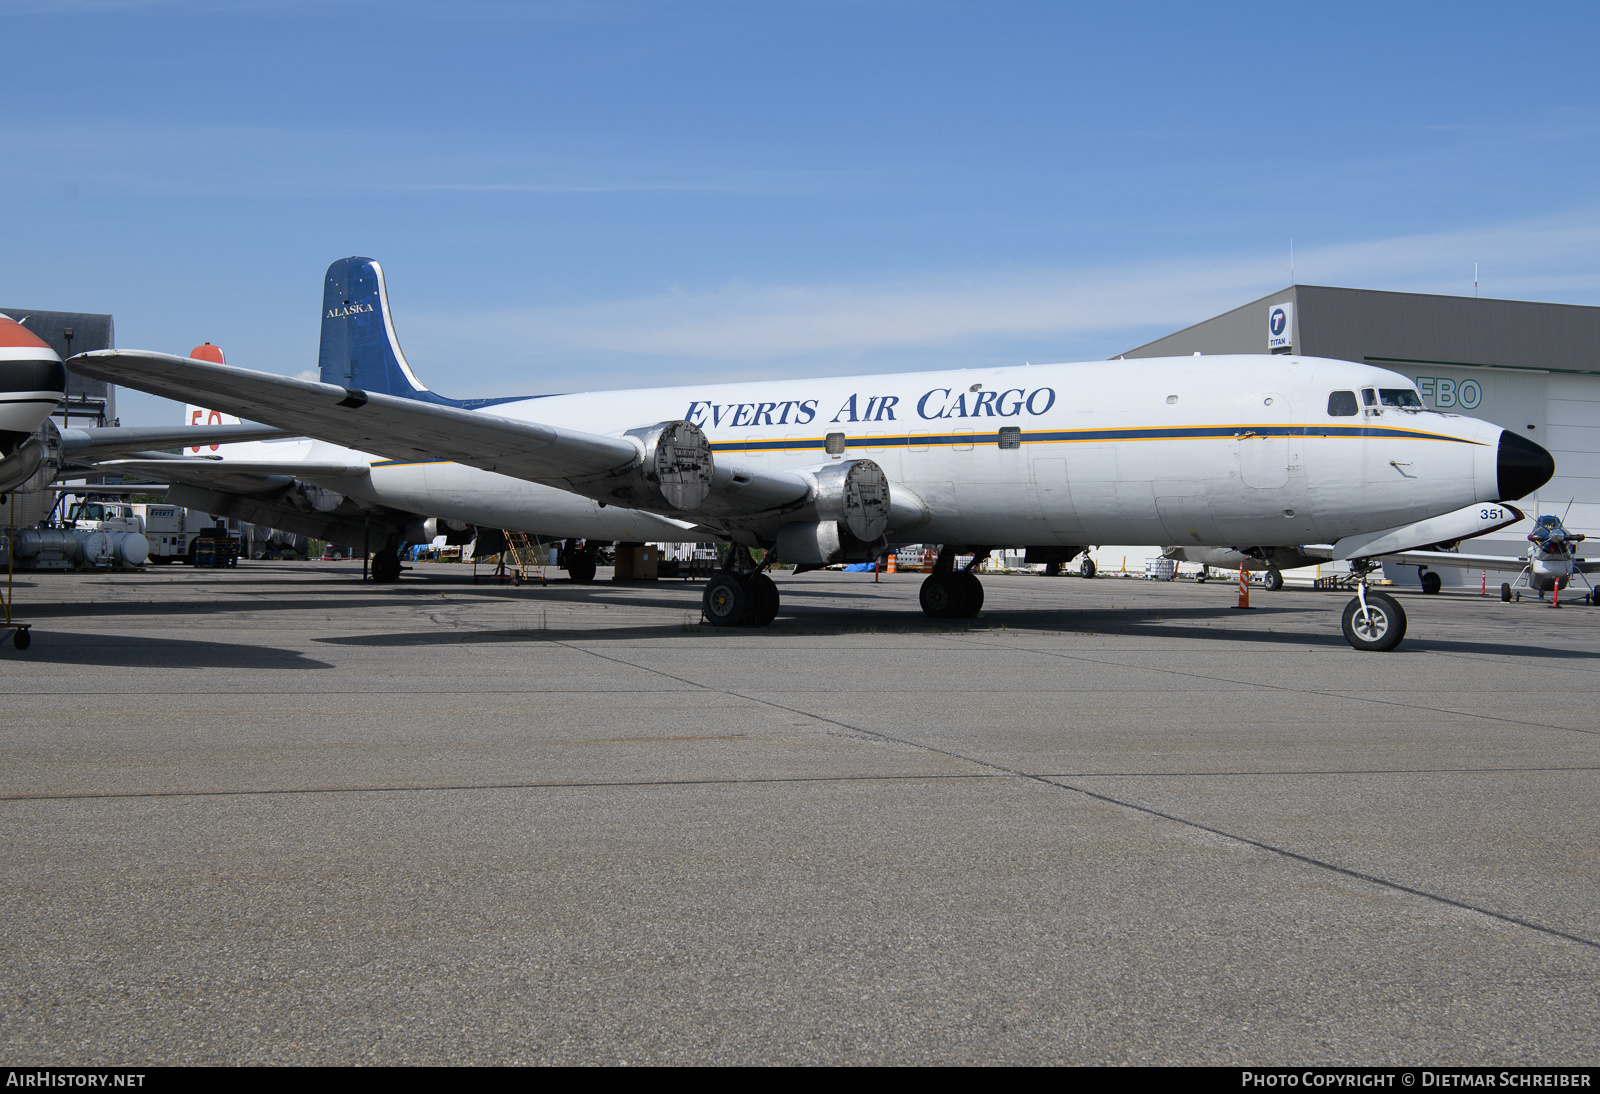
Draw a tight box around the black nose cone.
[1497,430,1555,500]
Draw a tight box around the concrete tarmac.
[1,562,1597,1065]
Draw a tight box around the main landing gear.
[562,539,599,584]
[919,546,988,620]
[370,545,402,583]
[702,550,780,628]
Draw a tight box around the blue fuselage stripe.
[365,422,1478,468]
[706,424,1480,453]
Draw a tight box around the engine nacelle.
[0,420,63,493]
[773,460,892,564]
[403,516,439,545]
[804,459,890,541]
[298,482,345,513]
[613,420,714,511]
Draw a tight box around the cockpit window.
[1361,388,1377,406]
[1380,389,1423,408]
[1327,391,1358,417]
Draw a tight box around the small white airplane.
[58,257,1555,651]
[1170,506,1600,605]
[1384,512,1600,604]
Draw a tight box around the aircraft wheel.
[1501,583,1512,602]
[1421,572,1443,595]
[1263,569,1284,592]
[748,573,779,627]
[1341,590,1407,652]
[1080,557,1097,579]
[12,627,30,651]
[919,574,967,620]
[703,573,749,627]
[1043,561,1061,577]
[566,549,597,584]
[958,571,984,617]
[370,551,402,583]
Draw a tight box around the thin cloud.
[403,209,1600,373]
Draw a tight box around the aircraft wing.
[1370,549,1600,575]
[67,350,811,520]
[91,455,371,481]
[59,423,289,459]
[1364,549,1532,573]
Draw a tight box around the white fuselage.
[213,355,1507,549]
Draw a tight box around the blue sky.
[3,1,1598,424]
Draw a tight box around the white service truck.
[131,503,211,563]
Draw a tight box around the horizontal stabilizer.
[59,423,289,459]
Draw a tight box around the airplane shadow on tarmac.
[0,631,333,669]
[312,602,1600,660]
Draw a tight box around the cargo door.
[1031,458,1083,534]
[1239,393,1291,489]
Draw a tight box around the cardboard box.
[612,545,658,581]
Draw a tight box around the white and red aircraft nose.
[0,315,66,453]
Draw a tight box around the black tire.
[1501,583,1512,602]
[12,627,30,651]
[370,551,402,583]
[1043,561,1061,577]
[919,574,967,619]
[703,573,749,627]
[566,549,597,584]
[1080,557,1097,579]
[958,571,984,617]
[1420,571,1442,595]
[1263,569,1284,592]
[749,573,779,627]
[1341,591,1407,652]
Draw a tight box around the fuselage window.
[1380,389,1423,409]
[1327,391,1358,416]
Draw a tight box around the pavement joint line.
[6,764,1597,804]
[1035,774,1600,953]
[951,636,1600,739]
[549,637,1600,955]
[0,772,1015,802]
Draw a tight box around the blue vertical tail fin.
[317,257,523,409]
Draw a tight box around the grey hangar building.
[1117,285,1600,585]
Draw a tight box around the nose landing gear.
[1341,582,1407,652]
